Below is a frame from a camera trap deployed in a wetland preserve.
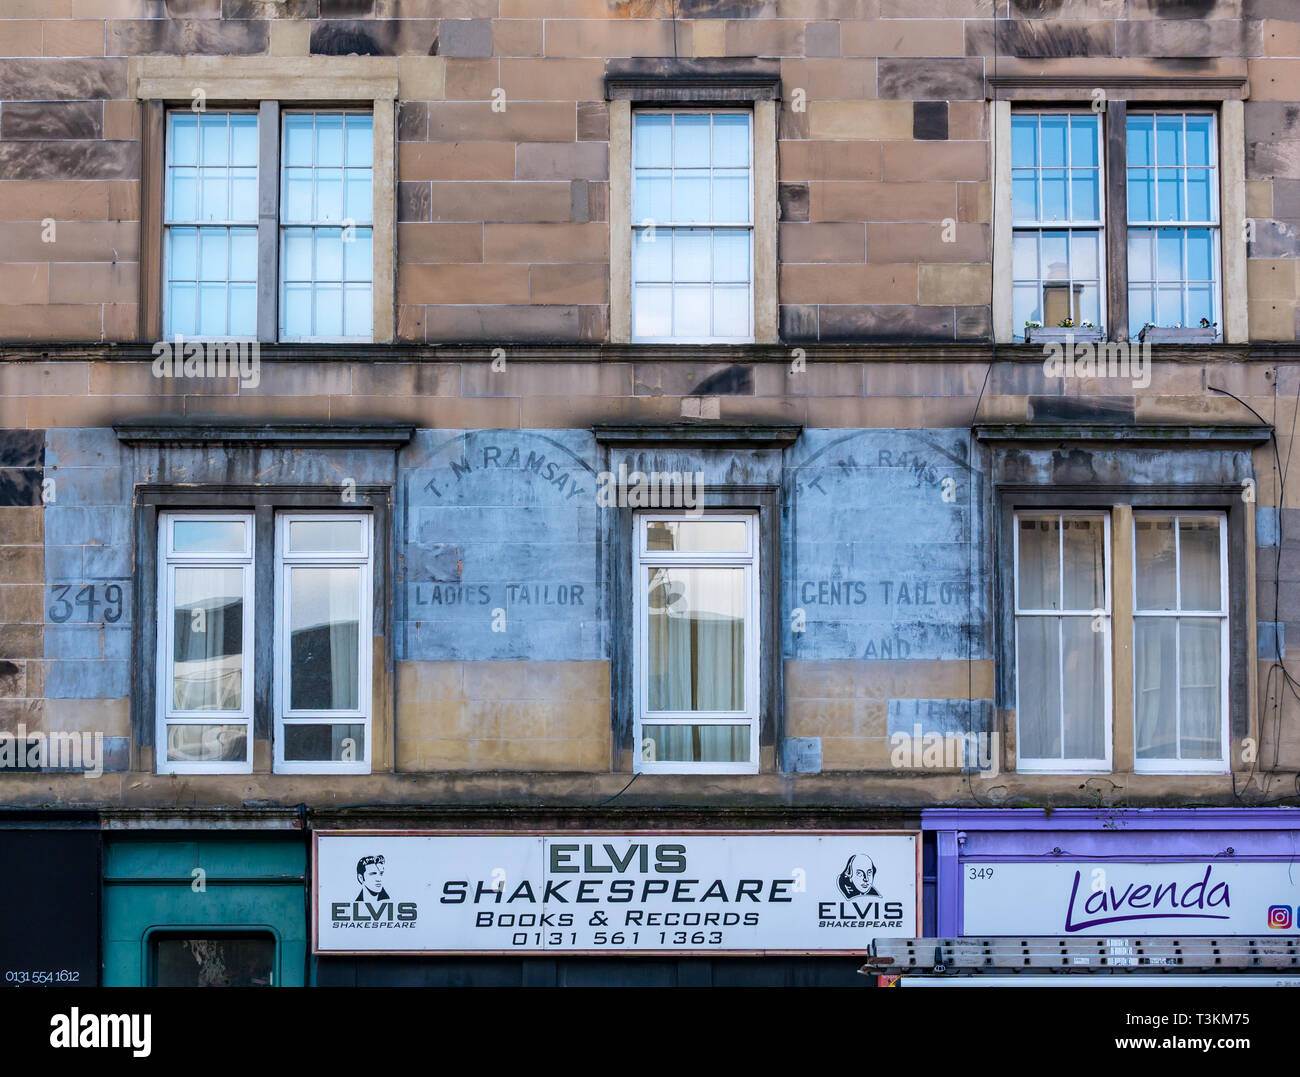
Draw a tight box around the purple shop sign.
[962,861,1296,935]
[924,809,1300,937]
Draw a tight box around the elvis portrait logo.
[817,853,906,929]
[329,854,419,929]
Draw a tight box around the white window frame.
[633,511,760,775]
[1125,109,1222,338]
[1013,510,1114,774]
[1010,108,1107,340]
[1131,511,1230,774]
[278,109,375,344]
[273,512,373,775]
[156,512,256,775]
[162,109,260,340]
[630,107,755,345]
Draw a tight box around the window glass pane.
[1186,228,1213,280]
[199,167,229,221]
[672,284,710,338]
[1128,285,1153,338]
[1012,232,1038,279]
[1180,617,1222,759]
[712,229,750,283]
[632,284,671,338]
[1134,516,1177,610]
[1070,230,1099,279]
[153,934,273,987]
[1187,284,1214,327]
[1128,229,1153,281]
[1179,517,1221,610]
[646,519,747,553]
[345,114,374,166]
[712,113,749,167]
[230,228,257,280]
[1156,114,1183,165]
[344,228,372,282]
[1135,617,1177,760]
[1157,283,1185,325]
[283,168,313,223]
[283,723,365,762]
[1070,169,1099,220]
[344,283,372,338]
[1061,516,1104,610]
[288,517,364,554]
[1017,515,1059,610]
[1127,114,1154,166]
[645,566,745,711]
[229,283,256,336]
[314,283,343,337]
[1157,172,1184,221]
[633,113,671,166]
[168,226,198,280]
[672,227,710,283]
[632,227,671,282]
[712,172,750,222]
[673,170,710,223]
[1069,115,1098,167]
[200,114,228,165]
[167,284,196,335]
[284,114,313,166]
[171,113,199,165]
[230,114,258,166]
[316,170,344,222]
[1061,615,1106,759]
[712,285,749,338]
[315,228,343,281]
[1157,228,1183,280]
[1012,173,1038,221]
[198,228,227,281]
[1040,115,1067,166]
[197,283,228,335]
[284,228,312,281]
[1185,115,1212,166]
[1127,168,1153,221]
[174,518,246,555]
[1041,169,1067,221]
[172,567,245,711]
[316,114,344,166]
[673,113,710,168]
[1040,231,1068,280]
[166,724,248,763]
[288,567,360,711]
[633,172,671,224]
[643,725,749,764]
[282,282,311,338]
[1186,168,1212,220]
[1013,284,1040,333]
[1011,114,1038,167]
[345,171,373,222]
[1016,615,1060,758]
[168,168,197,222]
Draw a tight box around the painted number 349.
[48,583,123,623]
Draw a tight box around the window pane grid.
[158,513,254,772]
[1014,512,1111,768]
[279,112,374,341]
[163,111,258,337]
[1011,112,1105,339]
[1133,513,1227,767]
[1126,112,1219,337]
[631,111,752,342]
[635,512,758,770]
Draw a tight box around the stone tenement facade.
[1,0,1300,987]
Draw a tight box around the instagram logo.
[1267,905,1293,929]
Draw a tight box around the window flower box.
[1025,325,1104,344]
[1138,325,1217,344]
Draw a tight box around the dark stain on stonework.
[1148,0,1218,17]
[310,23,390,55]
[996,20,1114,58]
[1050,449,1099,485]
[1009,0,1068,15]
[690,366,754,396]
[0,469,43,508]
[1030,396,1135,424]
[0,431,44,469]
[674,0,776,17]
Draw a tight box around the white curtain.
[647,567,745,762]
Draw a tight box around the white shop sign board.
[314,831,919,955]
[962,861,1300,936]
